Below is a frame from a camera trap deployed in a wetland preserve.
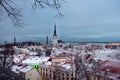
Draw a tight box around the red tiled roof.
[100,60,120,74]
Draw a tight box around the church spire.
[53,23,57,36]
[52,23,58,47]
[14,36,16,46]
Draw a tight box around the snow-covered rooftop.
[13,54,29,64]
[94,49,120,62]
[0,48,4,51]
[45,61,52,66]
[28,46,44,51]
[11,65,23,73]
[62,64,71,70]
[22,56,50,64]
[19,66,33,73]
[29,52,38,55]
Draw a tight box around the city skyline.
[1,0,120,43]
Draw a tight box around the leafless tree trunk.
[75,54,91,80]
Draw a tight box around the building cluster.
[0,25,120,80]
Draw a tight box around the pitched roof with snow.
[19,66,33,73]
[22,56,50,64]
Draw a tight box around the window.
[71,78,73,80]
[71,73,73,76]
[43,72,45,76]
[43,69,45,71]
[53,75,56,80]
[66,78,69,80]
[50,74,51,78]
[62,73,64,76]
[53,71,55,74]
[58,76,60,80]
[27,78,30,80]
[46,73,47,77]
[62,77,64,80]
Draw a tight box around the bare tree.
[0,44,15,68]
[0,0,65,26]
[75,54,91,80]
[0,66,25,80]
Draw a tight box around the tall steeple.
[52,23,58,47]
[53,23,57,36]
[14,36,16,46]
[46,36,48,45]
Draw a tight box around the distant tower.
[14,36,16,46]
[46,36,48,45]
[52,23,58,47]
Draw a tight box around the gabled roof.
[100,60,120,74]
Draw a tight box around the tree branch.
[0,0,65,26]
[0,0,23,26]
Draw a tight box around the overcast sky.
[1,0,120,43]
